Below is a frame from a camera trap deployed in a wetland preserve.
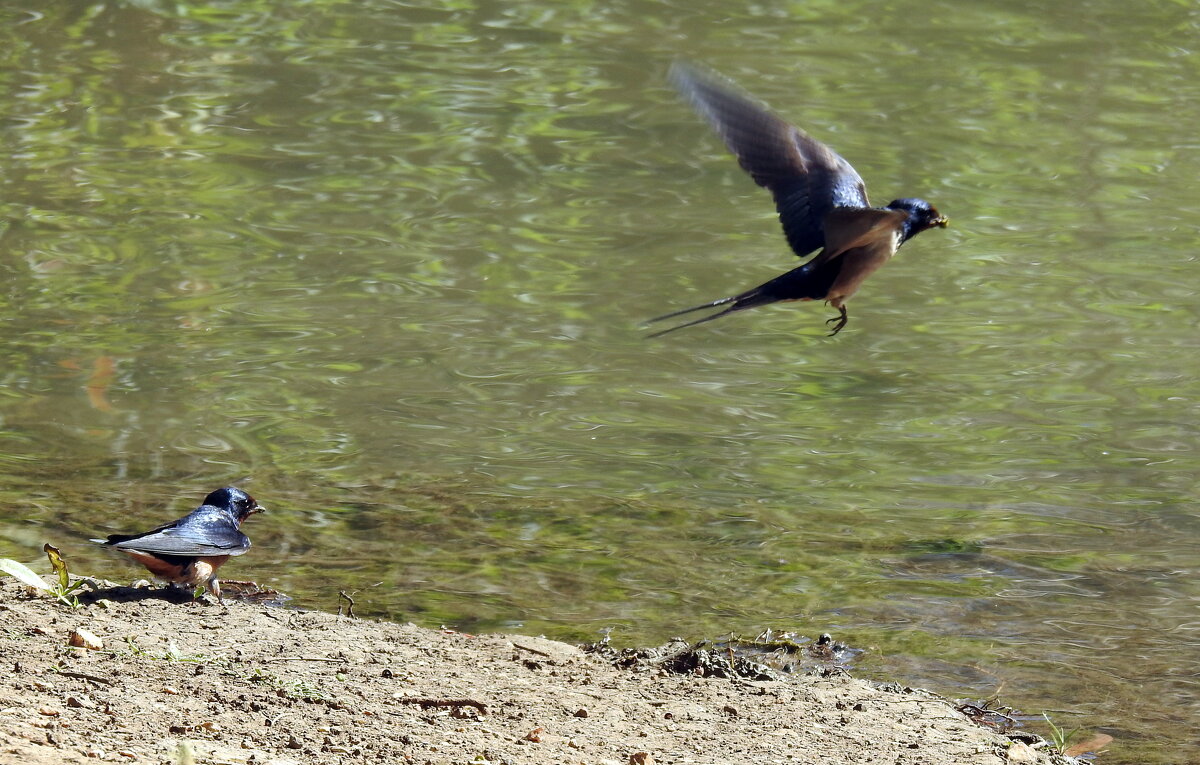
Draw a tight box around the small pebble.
[68,629,103,651]
[1006,741,1038,764]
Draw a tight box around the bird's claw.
[825,307,849,336]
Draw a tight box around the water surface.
[1,2,1198,762]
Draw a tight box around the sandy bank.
[0,579,1071,765]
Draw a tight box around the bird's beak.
[933,215,949,228]
[251,504,266,515]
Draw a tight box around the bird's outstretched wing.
[103,508,252,557]
[669,61,870,259]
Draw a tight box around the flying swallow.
[647,62,948,338]
[94,487,264,602]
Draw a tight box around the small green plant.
[245,667,332,702]
[1042,712,1080,754]
[283,678,332,702]
[43,544,91,607]
[123,635,210,663]
[0,545,90,608]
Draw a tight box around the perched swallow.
[647,62,948,338]
[94,487,264,601]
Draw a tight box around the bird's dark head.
[886,198,948,242]
[203,487,265,522]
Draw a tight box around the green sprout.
[0,544,91,608]
[1042,712,1081,754]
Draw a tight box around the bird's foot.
[825,306,849,336]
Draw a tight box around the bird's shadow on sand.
[77,582,210,606]
[74,579,290,607]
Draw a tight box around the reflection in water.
[1,2,1199,763]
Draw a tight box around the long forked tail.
[645,295,736,325]
[645,301,741,339]
[643,287,778,339]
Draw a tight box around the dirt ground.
[0,577,1073,765]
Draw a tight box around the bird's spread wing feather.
[669,62,870,258]
[104,508,251,556]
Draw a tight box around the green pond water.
[2,1,1199,762]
